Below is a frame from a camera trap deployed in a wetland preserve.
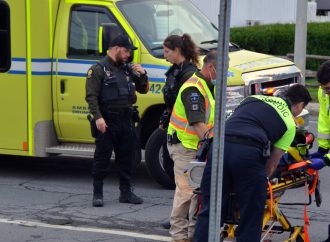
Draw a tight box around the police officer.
[310,60,330,159]
[85,34,149,207]
[160,34,199,229]
[194,84,312,242]
[167,50,216,242]
[160,33,199,130]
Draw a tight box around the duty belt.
[102,107,132,119]
[225,135,264,151]
[167,132,181,145]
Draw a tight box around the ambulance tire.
[145,128,175,189]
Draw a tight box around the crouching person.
[194,84,311,242]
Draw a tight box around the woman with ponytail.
[162,33,200,242]
[162,33,200,120]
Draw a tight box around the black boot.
[161,220,171,229]
[92,180,103,207]
[119,187,143,204]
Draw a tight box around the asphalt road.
[0,155,173,242]
[0,119,328,242]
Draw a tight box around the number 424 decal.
[149,83,163,94]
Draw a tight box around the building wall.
[191,0,297,27]
[191,0,330,27]
[316,0,330,10]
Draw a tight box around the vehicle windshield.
[117,0,234,58]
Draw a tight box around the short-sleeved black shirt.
[181,72,214,125]
[225,96,288,146]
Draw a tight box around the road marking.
[0,217,171,241]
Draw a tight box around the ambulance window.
[0,1,11,72]
[68,5,123,59]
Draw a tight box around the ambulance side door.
[53,3,124,142]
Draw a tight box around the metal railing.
[287,53,330,78]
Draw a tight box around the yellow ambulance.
[0,0,306,188]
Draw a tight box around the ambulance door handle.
[60,79,66,94]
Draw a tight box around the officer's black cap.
[109,34,138,50]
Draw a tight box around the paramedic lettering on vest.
[85,34,149,207]
[310,60,330,160]
[167,50,216,242]
[193,84,312,242]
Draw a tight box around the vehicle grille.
[250,77,297,95]
[241,65,302,96]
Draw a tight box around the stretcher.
[185,129,327,242]
[222,129,326,242]
[222,162,320,241]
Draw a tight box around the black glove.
[196,138,213,162]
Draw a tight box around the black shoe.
[92,180,103,207]
[119,190,143,204]
[92,193,103,207]
[161,220,171,229]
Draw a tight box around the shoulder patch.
[191,104,199,111]
[190,92,199,103]
[87,69,93,78]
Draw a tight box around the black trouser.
[194,140,267,242]
[92,111,135,191]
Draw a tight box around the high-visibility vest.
[317,87,330,149]
[167,74,215,150]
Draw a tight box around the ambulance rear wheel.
[145,128,175,189]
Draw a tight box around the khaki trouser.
[167,142,198,241]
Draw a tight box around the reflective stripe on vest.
[170,78,211,134]
[317,87,330,149]
[168,75,214,149]
[317,132,330,140]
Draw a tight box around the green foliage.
[230,22,330,70]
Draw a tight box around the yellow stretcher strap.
[287,161,308,171]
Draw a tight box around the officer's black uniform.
[163,62,197,110]
[159,61,197,181]
[194,96,295,242]
[160,61,197,128]
[86,52,148,206]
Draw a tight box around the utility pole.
[294,0,308,85]
[208,0,231,241]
